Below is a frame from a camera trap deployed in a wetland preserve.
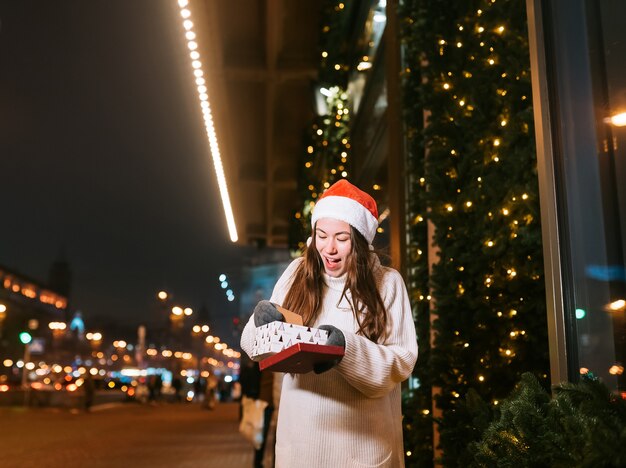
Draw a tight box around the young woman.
[240,179,418,468]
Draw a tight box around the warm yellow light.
[184,307,193,316]
[176,3,238,242]
[443,83,450,90]
[607,299,626,311]
[172,306,183,316]
[606,112,626,126]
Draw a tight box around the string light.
[175,0,238,242]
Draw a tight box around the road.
[0,401,254,468]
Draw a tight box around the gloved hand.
[253,300,285,327]
[314,325,345,374]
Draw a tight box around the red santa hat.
[311,179,379,244]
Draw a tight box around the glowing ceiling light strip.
[176,0,238,242]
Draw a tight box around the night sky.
[0,1,253,338]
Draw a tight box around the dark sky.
[0,1,253,338]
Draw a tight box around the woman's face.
[315,218,352,277]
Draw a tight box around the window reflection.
[548,0,626,393]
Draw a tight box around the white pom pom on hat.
[311,179,379,244]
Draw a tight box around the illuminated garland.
[290,1,352,251]
[399,0,549,465]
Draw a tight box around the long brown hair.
[282,225,388,343]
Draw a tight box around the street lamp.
[192,324,211,374]
[48,321,67,364]
[86,332,103,358]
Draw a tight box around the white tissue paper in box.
[251,321,329,359]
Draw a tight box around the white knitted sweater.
[241,257,418,468]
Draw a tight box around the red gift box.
[259,342,345,373]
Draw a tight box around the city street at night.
[0,401,253,468]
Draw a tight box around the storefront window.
[538,0,626,393]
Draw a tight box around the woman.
[240,179,418,468]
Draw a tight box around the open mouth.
[324,256,342,270]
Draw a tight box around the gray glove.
[314,325,345,374]
[253,300,285,327]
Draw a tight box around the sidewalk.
[0,401,254,468]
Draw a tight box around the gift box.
[259,342,345,373]
[251,305,343,373]
[251,321,330,359]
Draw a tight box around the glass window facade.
[529,0,626,394]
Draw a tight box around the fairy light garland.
[175,0,238,242]
[400,0,549,463]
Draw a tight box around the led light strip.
[176,0,238,242]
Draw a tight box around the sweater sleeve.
[335,269,418,398]
[240,258,302,360]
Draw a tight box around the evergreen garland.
[399,0,550,464]
[399,0,434,465]
[471,373,626,467]
[290,1,353,251]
